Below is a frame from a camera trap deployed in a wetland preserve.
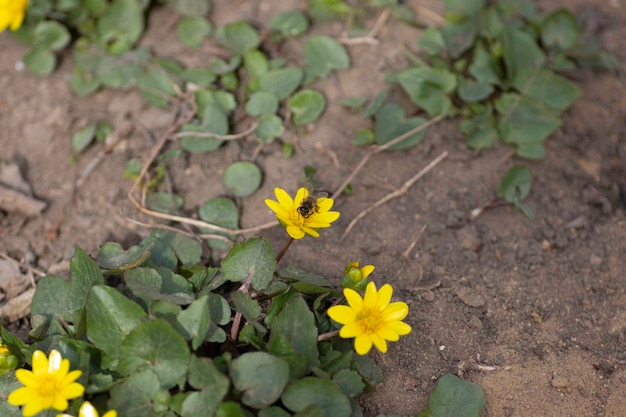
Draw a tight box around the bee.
[297,191,328,219]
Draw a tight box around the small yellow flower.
[0,0,28,32]
[340,261,375,291]
[0,344,8,354]
[8,349,85,417]
[328,282,411,355]
[265,187,340,239]
[57,401,117,417]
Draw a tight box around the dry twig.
[342,150,448,238]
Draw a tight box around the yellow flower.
[340,261,375,291]
[265,187,340,239]
[328,282,411,355]
[0,0,28,32]
[0,344,8,354]
[8,349,85,417]
[57,401,117,417]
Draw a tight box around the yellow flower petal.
[376,284,393,309]
[23,401,48,417]
[370,333,388,353]
[354,334,373,355]
[387,321,412,335]
[265,199,290,218]
[376,326,400,342]
[60,381,85,399]
[343,288,363,311]
[316,198,334,211]
[15,369,36,386]
[300,226,320,237]
[51,397,69,412]
[286,225,306,239]
[328,305,356,324]
[384,302,409,321]
[294,187,308,204]
[103,411,118,417]
[32,350,48,374]
[361,265,375,278]
[339,323,362,338]
[363,282,378,307]
[8,386,32,405]
[274,187,295,209]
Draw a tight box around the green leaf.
[244,49,269,78]
[183,356,230,417]
[282,378,351,417]
[353,129,375,146]
[418,27,445,56]
[496,93,561,146]
[441,19,479,59]
[169,0,212,16]
[258,67,304,99]
[443,0,485,17]
[177,17,211,48]
[395,67,456,117]
[259,407,291,417]
[223,161,263,197]
[498,166,532,203]
[151,230,202,267]
[352,354,383,386]
[289,90,326,125]
[176,295,211,350]
[96,237,155,272]
[270,295,319,368]
[198,197,239,251]
[332,369,366,397]
[70,246,105,313]
[468,42,501,85]
[124,267,194,305]
[512,68,581,110]
[180,67,216,86]
[515,142,546,160]
[246,91,279,116]
[256,114,284,142]
[31,276,71,337]
[541,9,579,51]
[108,370,160,416]
[339,97,367,109]
[86,285,147,357]
[118,319,190,389]
[0,372,21,416]
[374,103,428,150]
[180,101,228,152]
[270,11,309,38]
[501,27,546,81]
[231,291,261,322]
[221,238,276,291]
[34,21,71,50]
[24,47,56,76]
[458,78,494,102]
[230,352,290,408]
[428,374,485,417]
[362,90,388,119]
[97,0,144,54]
[223,21,261,55]
[304,36,350,78]
[308,0,352,21]
[72,124,97,155]
[145,191,184,214]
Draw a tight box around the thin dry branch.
[332,114,444,200]
[342,150,448,238]
[339,7,391,46]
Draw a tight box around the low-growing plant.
[0,186,418,417]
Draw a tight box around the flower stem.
[275,237,294,264]
[317,330,340,341]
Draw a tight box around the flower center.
[36,374,61,397]
[356,308,383,334]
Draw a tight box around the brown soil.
[1,1,625,416]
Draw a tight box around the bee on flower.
[328,282,411,355]
[265,187,340,239]
[0,0,29,32]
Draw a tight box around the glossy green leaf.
[282,378,351,417]
[256,114,284,142]
[223,21,261,55]
[180,102,228,152]
[124,267,194,305]
[198,197,239,251]
[512,68,581,110]
[289,89,326,125]
[374,103,428,150]
[109,369,160,417]
[221,237,276,291]
[501,27,546,81]
[258,67,304,99]
[223,161,262,197]
[496,93,561,146]
[34,21,71,50]
[468,42,501,85]
[69,246,105,313]
[169,0,212,15]
[24,47,56,76]
[244,49,269,78]
[308,0,352,20]
[259,407,291,417]
[176,295,210,349]
[246,91,279,116]
[429,374,485,417]
[72,124,97,155]
[458,78,494,102]
[418,27,445,56]
[443,0,485,17]
[340,97,367,109]
[230,352,290,408]
[395,67,456,117]
[352,354,383,386]
[31,276,71,337]
[498,166,532,203]
[145,192,184,214]
[180,68,216,86]
[96,238,155,272]
[118,319,190,388]
[231,291,261,322]
[0,372,21,416]
[86,285,147,357]
[183,356,229,417]
[362,90,388,119]
[270,295,319,367]
[304,35,350,78]
[177,17,211,48]
[97,0,144,54]
[441,19,479,59]
[270,11,309,38]
[515,142,546,160]
[332,369,366,397]
[541,9,579,50]
[353,129,375,146]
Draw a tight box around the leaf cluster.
[1,237,382,417]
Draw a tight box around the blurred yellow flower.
[8,349,85,417]
[57,401,117,417]
[341,261,375,291]
[328,282,411,355]
[265,187,340,239]
[0,0,28,32]
[0,343,8,354]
